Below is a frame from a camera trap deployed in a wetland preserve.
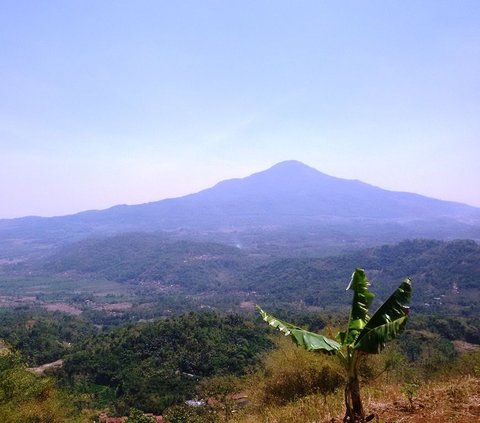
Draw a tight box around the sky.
[1,1,479,218]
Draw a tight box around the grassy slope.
[233,375,480,423]
[230,337,480,423]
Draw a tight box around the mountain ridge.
[2,160,479,221]
[1,161,479,256]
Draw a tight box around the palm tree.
[257,268,412,422]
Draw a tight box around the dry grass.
[232,375,480,422]
[367,375,480,423]
[231,339,480,423]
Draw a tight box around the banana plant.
[257,268,411,422]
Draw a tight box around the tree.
[257,268,412,422]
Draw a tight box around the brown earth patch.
[240,301,255,309]
[43,303,82,315]
[95,302,132,311]
[28,359,64,375]
[453,340,480,352]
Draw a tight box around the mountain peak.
[244,160,331,183]
[265,160,322,175]
[206,160,329,195]
[269,160,310,169]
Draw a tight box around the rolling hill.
[21,233,480,318]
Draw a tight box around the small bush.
[401,382,420,410]
[125,408,155,423]
[263,363,344,405]
[252,337,344,406]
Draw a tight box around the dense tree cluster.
[61,312,272,414]
[0,310,97,365]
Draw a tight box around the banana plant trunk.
[343,351,365,422]
[344,374,364,422]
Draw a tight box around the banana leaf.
[340,268,375,346]
[257,306,341,354]
[354,278,412,354]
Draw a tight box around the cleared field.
[0,274,132,305]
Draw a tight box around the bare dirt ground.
[28,359,64,375]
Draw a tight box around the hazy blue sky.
[1,1,479,218]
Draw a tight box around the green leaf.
[353,316,409,354]
[354,278,412,354]
[256,306,341,354]
[343,268,375,346]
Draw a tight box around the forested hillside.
[43,233,247,291]
[21,235,479,316]
[245,239,480,314]
[61,313,272,415]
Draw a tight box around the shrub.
[253,337,344,405]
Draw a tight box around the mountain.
[1,160,480,256]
